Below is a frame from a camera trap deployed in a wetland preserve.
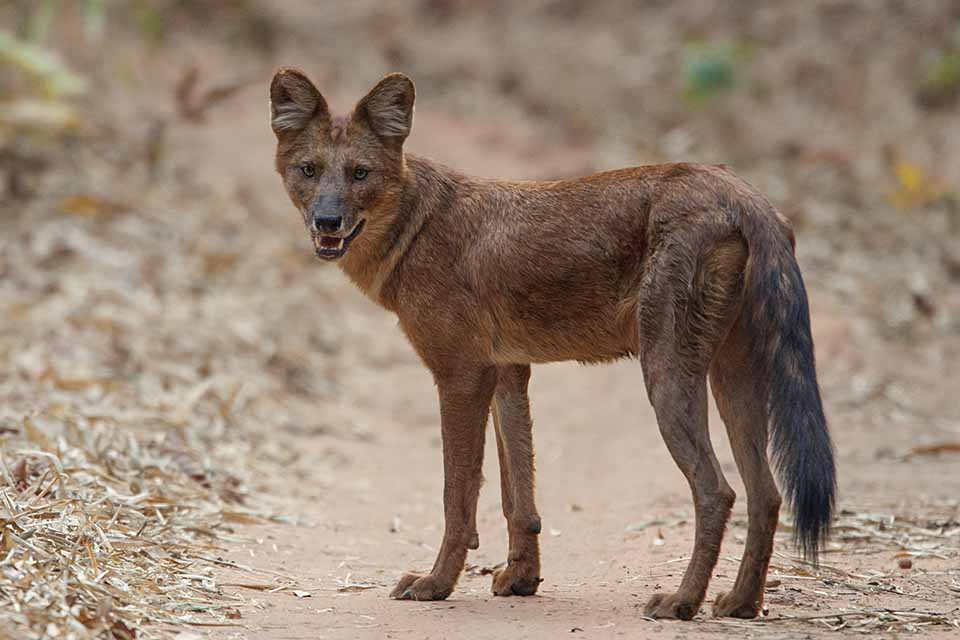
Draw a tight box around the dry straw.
[0,413,283,639]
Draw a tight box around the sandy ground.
[203,283,959,640]
[129,21,960,639]
[192,91,959,634]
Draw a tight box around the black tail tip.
[789,477,835,566]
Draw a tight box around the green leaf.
[0,29,87,98]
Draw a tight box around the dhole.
[269,69,836,620]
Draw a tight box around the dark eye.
[353,166,369,181]
[301,163,316,178]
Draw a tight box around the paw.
[389,573,453,601]
[643,592,700,620]
[712,591,761,618]
[491,561,541,596]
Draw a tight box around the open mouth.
[313,219,366,260]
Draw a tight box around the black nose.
[312,213,342,233]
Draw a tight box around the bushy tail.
[740,208,836,564]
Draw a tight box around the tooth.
[338,239,344,249]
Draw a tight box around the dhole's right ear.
[270,68,329,138]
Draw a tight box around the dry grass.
[0,135,336,636]
[0,407,293,639]
[0,76,334,638]
[703,507,960,633]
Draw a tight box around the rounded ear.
[270,68,330,137]
[354,73,415,146]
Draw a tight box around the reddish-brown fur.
[269,69,836,620]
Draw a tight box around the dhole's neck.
[338,155,456,309]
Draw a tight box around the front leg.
[491,364,542,597]
[391,365,497,601]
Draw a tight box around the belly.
[484,289,639,365]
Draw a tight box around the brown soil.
[206,290,960,640]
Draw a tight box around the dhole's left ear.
[354,73,415,146]
[270,68,330,138]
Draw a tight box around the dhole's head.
[270,69,415,261]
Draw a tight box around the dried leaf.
[889,160,945,210]
[905,442,960,458]
[59,194,129,219]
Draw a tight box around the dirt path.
[203,282,958,640]
[171,66,960,638]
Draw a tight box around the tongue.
[320,236,341,249]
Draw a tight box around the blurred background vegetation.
[2,0,959,482]
[2,1,958,336]
[1,1,958,457]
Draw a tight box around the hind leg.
[709,318,782,618]
[640,311,734,619]
[638,232,745,619]
[641,361,735,619]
